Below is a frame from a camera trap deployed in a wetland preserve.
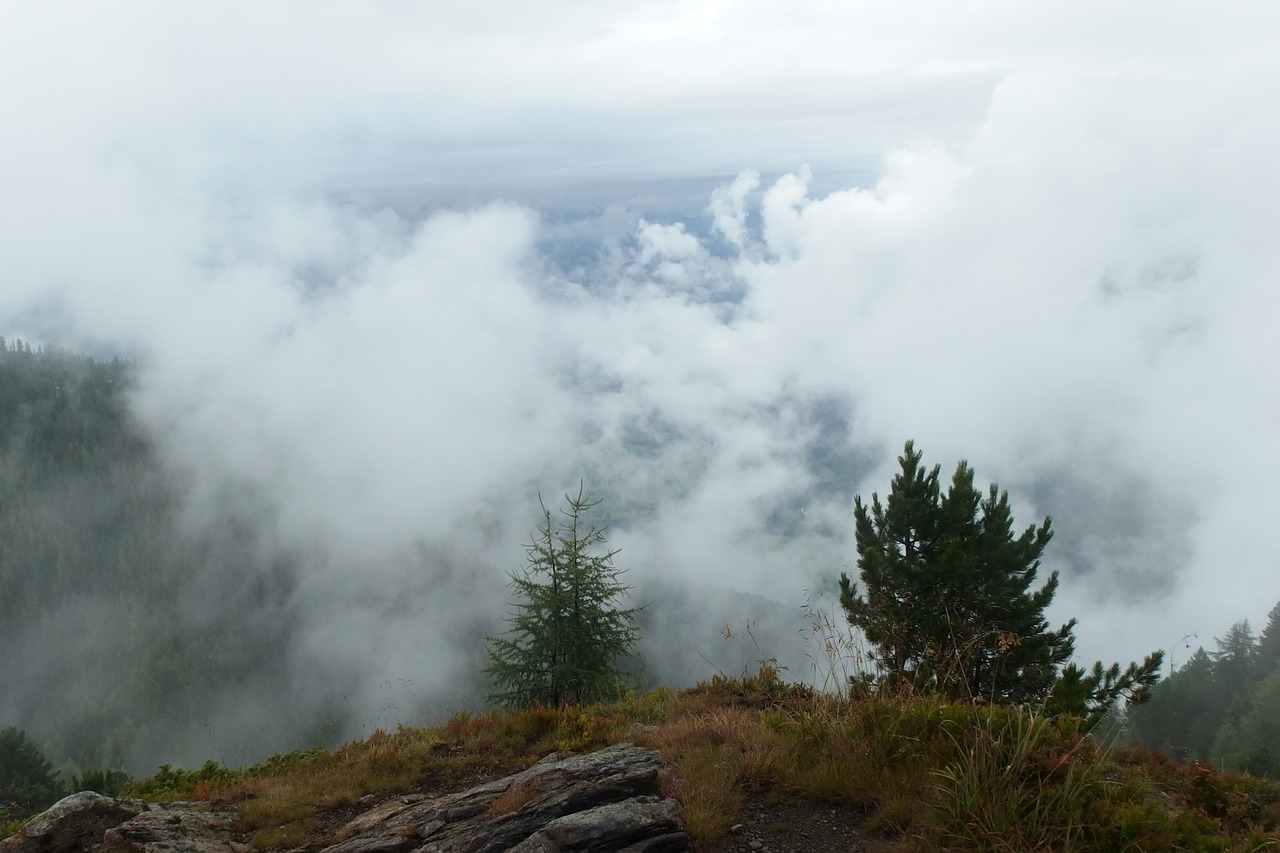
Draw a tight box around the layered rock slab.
[323,742,688,852]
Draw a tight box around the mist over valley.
[2,2,1279,783]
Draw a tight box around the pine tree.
[840,441,1161,720]
[1127,646,1218,761]
[1213,621,1259,686]
[0,726,63,813]
[484,486,641,708]
[1200,620,1260,762]
[1214,667,1280,778]
[1255,601,1280,678]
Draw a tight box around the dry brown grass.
[486,779,543,818]
[636,705,779,846]
[119,668,1280,853]
[226,727,447,847]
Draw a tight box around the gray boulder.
[100,801,245,852]
[0,792,145,853]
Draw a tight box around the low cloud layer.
[3,2,1279,761]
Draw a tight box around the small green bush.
[71,768,130,797]
[125,759,231,801]
[1,817,28,841]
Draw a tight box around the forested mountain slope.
[0,342,308,775]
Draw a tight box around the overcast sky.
[3,1,1280,723]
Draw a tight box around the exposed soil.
[708,794,896,853]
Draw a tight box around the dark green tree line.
[1129,603,1280,778]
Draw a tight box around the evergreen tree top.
[841,440,1161,724]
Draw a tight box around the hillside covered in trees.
[0,342,312,776]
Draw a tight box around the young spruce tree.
[840,441,1161,724]
[485,486,641,708]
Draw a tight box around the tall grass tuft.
[930,707,1102,851]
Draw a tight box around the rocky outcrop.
[0,743,687,853]
[100,802,246,852]
[322,742,687,852]
[0,792,146,853]
[0,793,241,853]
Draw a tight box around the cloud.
[708,170,760,252]
[2,1,1279,763]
